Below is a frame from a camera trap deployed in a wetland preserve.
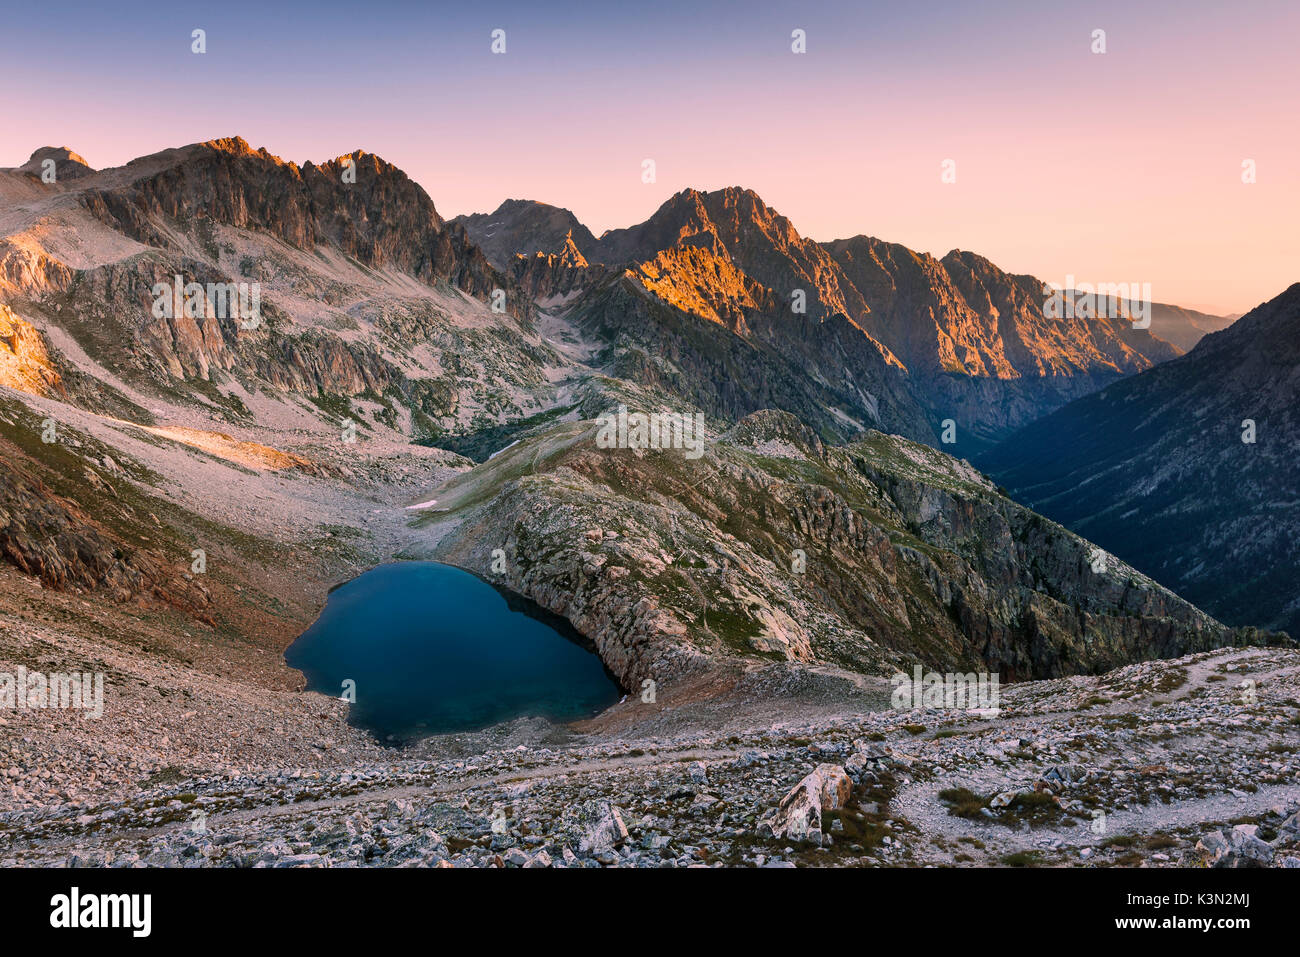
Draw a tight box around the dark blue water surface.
[285,562,622,740]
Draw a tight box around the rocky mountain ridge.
[1,139,557,439]
[457,189,1228,451]
[454,198,599,269]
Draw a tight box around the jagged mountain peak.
[450,174,1234,452]
[0,135,551,459]
[313,148,407,176]
[828,234,926,257]
[556,231,589,268]
[176,137,311,177]
[128,139,429,208]
[452,198,598,270]
[15,146,95,181]
[602,185,796,250]
[25,146,91,168]
[589,185,843,310]
[61,137,501,277]
[942,247,990,268]
[189,138,394,174]
[653,185,766,212]
[197,135,262,158]
[492,197,579,218]
[940,247,1037,285]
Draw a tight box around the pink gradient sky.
[4,0,1296,315]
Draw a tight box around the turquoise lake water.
[285,562,622,740]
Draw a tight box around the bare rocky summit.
[453,198,598,270]
[1,137,555,439]
[15,147,95,182]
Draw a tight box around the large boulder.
[763,764,853,841]
[560,800,629,857]
[1195,826,1274,868]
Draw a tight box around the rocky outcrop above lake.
[428,409,1284,691]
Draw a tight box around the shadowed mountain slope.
[984,283,1300,637]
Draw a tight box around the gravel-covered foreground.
[4,645,1298,869]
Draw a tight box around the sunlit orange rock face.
[0,304,61,397]
[606,187,1176,387]
[634,246,774,333]
[462,186,1190,449]
[77,137,513,309]
[510,233,597,300]
[594,187,874,328]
